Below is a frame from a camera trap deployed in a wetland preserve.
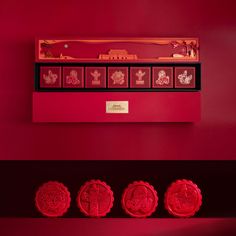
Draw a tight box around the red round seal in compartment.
[35,181,71,217]
[77,180,114,217]
[121,181,158,218]
[164,179,202,218]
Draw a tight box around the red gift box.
[62,67,84,88]
[108,67,128,88]
[175,67,196,88]
[85,67,106,88]
[40,67,61,88]
[130,67,151,88]
[152,67,173,88]
[34,38,201,123]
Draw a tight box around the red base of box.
[32,92,201,122]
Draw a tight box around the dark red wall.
[0,0,236,160]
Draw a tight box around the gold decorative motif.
[91,70,101,85]
[66,70,80,85]
[156,70,170,85]
[43,70,58,84]
[99,50,138,60]
[111,71,125,85]
[135,70,145,85]
[178,70,193,84]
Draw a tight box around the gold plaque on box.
[106,101,129,114]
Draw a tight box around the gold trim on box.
[106,101,129,114]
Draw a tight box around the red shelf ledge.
[0,218,235,236]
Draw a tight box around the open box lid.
[36,38,199,63]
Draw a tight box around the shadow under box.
[40,66,62,88]
[175,67,196,88]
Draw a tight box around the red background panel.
[0,0,236,160]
